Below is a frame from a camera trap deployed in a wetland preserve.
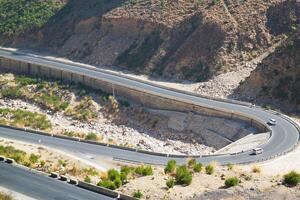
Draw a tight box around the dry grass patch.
[252,165,261,174]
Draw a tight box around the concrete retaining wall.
[0,57,269,133]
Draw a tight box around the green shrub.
[225,177,239,188]
[34,92,69,111]
[0,108,52,130]
[83,168,98,176]
[63,131,75,137]
[142,166,153,176]
[1,86,22,98]
[193,163,203,173]
[205,164,214,175]
[165,160,176,174]
[133,190,143,199]
[40,160,46,167]
[85,132,97,141]
[188,159,196,168]
[120,172,128,184]
[0,0,64,36]
[0,145,26,164]
[120,166,134,183]
[113,177,122,188]
[166,178,175,188]
[29,153,40,164]
[84,176,91,183]
[15,76,38,86]
[135,165,153,176]
[175,165,193,186]
[107,169,120,181]
[283,171,300,186]
[97,180,117,190]
[121,166,134,175]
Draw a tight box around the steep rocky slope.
[0,0,298,82]
[238,29,300,112]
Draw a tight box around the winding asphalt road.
[0,48,299,199]
[0,49,299,165]
[0,162,113,200]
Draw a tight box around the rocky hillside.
[238,29,300,112]
[0,0,298,82]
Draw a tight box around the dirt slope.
[0,0,297,82]
[237,29,300,112]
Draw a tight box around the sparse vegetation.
[0,0,64,36]
[175,165,193,186]
[0,108,52,130]
[188,158,196,168]
[135,165,153,176]
[166,178,175,189]
[251,165,261,174]
[165,160,176,174]
[0,145,41,167]
[85,132,98,141]
[205,164,215,175]
[0,191,14,200]
[133,190,143,199]
[225,177,239,188]
[65,96,97,121]
[193,163,203,173]
[98,165,153,190]
[283,171,300,186]
[29,153,40,165]
[84,176,92,183]
[227,163,234,170]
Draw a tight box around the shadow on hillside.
[0,0,125,52]
[266,0,300,36]
[39,0,126,49]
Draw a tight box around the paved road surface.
[0,162,113,200]
[0,49,299,165]
[0,48,299,200]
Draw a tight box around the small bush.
[107,169,120,181]
[205,164,214,175]
[135,165,153,176]
[193,163,203,173]
[40,160,46,167]
[0,108,52,130]
[120,166,135,183]
[225,177,239,188]
[29,153,40,164]
[85,132,97,141]
[251,165,261,174]
[283,171,300,186]
[98,180,117,190]
[1,86,22,98]
[120,172,128,184]
[188,159,196,168]
[175,165,193,186]
[166,178,175,188]
[15,76,38,86]
[113,177,122,188]
[133,190,143,199]
[165,160,176,174]
[84,176,91,183]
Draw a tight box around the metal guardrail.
[238,107,300,165]
[0,50,299,165]
[0,48,252,108]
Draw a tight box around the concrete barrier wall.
[0,58,268,133]
[78,181,136,200]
